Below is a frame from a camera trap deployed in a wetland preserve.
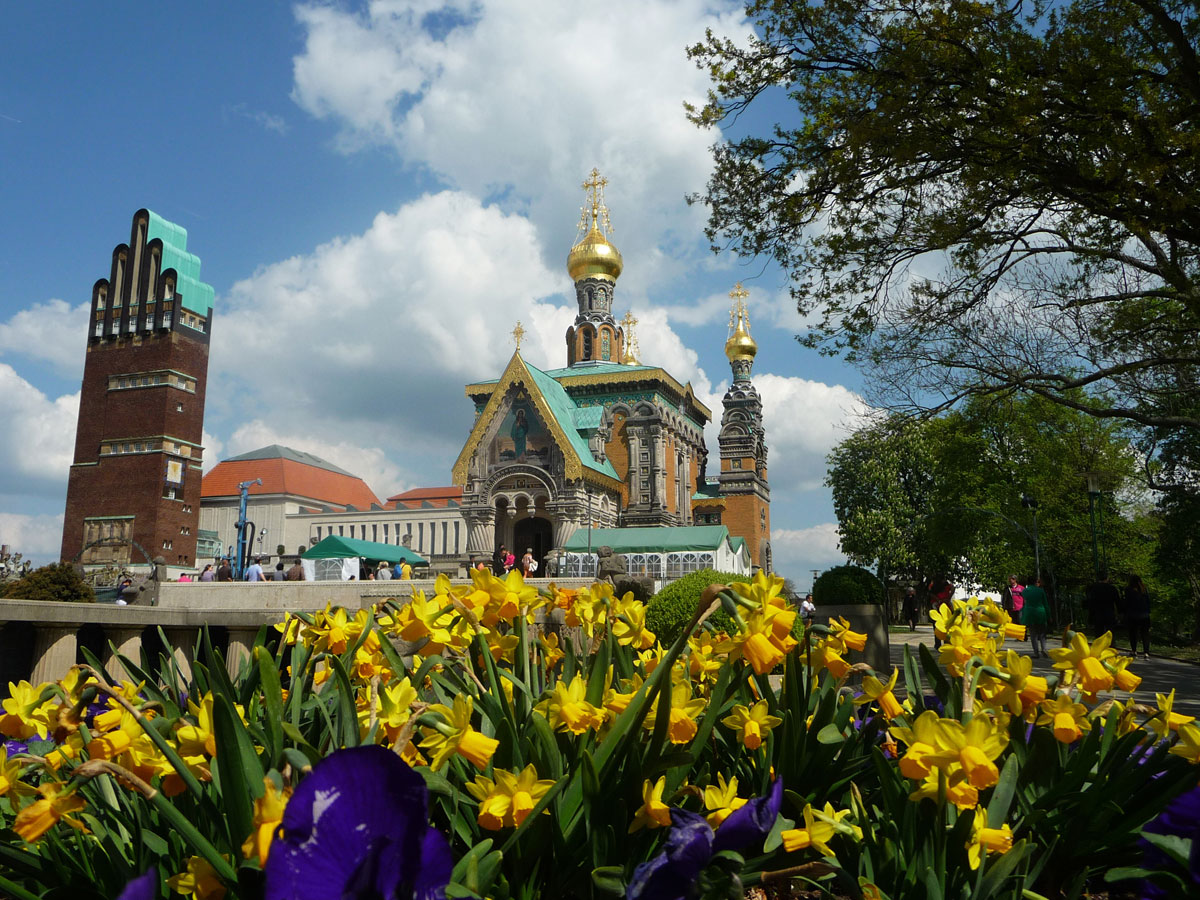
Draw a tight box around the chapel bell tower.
[565,169,625,366]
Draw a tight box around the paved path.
[888,626,1200,718]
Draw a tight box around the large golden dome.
[725,286,758,362]
[567,225,623,283]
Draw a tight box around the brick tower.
[60,209,213,571]
[717,284,772,572]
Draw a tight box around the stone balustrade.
[0,578,593,692]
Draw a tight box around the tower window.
[581,328,593,360]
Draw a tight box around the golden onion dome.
[567,226,623,283]
[725,308,758,362]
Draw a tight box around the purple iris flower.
[114,870,156,900]
[628,809,713,900]
[4,739,28,756]
[627,779,783,900]
[264,744,453,900]
[1138,783,1200,900]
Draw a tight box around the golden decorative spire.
[724,283,758,363]
[567,168,623,283]
[512,320,525,352]
[577,168,614,239]
[620,310,641,364]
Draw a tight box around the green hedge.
[644,568,754,644]
[0,562,95,603]
[812,564,884,606]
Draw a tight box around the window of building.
[338,526,344,537]
[162,540,173,549]
[418,523,424,552]
[581,328,592,360]
[317,526,323,541]
[383,523,389,543]
[372,524,378,542]
[176,402,184,412]
[441,521,447,555]
[454,521,460,554]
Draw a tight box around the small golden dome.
[567,226,623,283]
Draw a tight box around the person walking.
[198,564,215,582]
[1007,575,1025,625]
[1022,576,1050,658]
[1124,574,1152,658]
[216,559,234,582]
[493,545,508,576]
[377,560,393,580]
[1085,569,1121,638]
[902,587,918,632]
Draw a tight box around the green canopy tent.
[301,535,428,581]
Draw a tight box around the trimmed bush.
[645,568,752,644]
[813,564,884,606]
[1,562,96,603]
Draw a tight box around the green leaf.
[591,866,626,896]
[254,645,285,767]
[211,691,261,847]
[1140,831,1192,867]
[987,753,1019,829]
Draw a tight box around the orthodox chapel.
[63,174,772,579]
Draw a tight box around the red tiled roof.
[202,458,382,509]
[387,486,462,509]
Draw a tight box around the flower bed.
[1,571,1198,899]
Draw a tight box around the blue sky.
[0,1,866,585]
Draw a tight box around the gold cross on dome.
[728,282,751,333]
[512,320,525,351]
[577,167,614,237]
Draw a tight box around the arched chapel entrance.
[512,516,553,576]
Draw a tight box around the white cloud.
[290,0,747,294]
[754,373,866,494]
[0,513,65,561]
[0,299,89,377]
[226,419,410,499]
[0,364,79,492]
[770,522,847,582]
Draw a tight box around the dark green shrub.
[645,568,752,644]
[1,562,96,603]
[813,565,884,606]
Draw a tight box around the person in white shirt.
[245,558,265,582]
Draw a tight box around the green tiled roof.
[539,363,660,378]
[147,210,214,317]
[692,481,721,500]
[572,406,604,431]
[562,525,735,553]
[523,361,619,480]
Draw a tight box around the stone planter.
[816,603,890,673]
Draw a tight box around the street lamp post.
[1083,472,1102,580]
[1020,494,1041,583]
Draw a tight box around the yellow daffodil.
[1050,632,1116,699]
[612,595,656,649]
[14,782,88,843]
[703,772,747,827]
[629,776,672,832]
[419,694,499,770]
[466,764,556,830]
[645,681,707,745]
[242,777,291,864]
[535,674,604,735]
[855,669,903,719]
[0,745,35,811]
[722,699,782,750]
[1148,689,1196,741]
[1169,723,1200,765]
[1,680,56,740]
[827,617,867,653]
[966,807,1013,870]
[539,632,564,670]
[781,803,837,856]
[167,855,227,900]
[1037,693,1091,744]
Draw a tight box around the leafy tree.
[688,0,1200,442]
[827,396,1150,599]
[1,563,96,603]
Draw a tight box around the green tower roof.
[146,210,214,317]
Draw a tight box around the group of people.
[490,545,539,578]
[1085,570,1153,658]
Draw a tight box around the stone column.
[163,628,196,684]
[224,628,258,679]
[465,511,497,555]
[31,625,80,685]
[104,627,145,681]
